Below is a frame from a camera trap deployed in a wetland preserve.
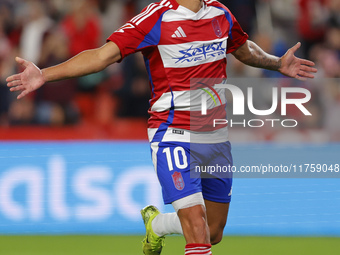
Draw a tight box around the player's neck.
[176,0,203,13]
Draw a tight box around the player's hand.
[6,57,45,99]
[278,42,317,81]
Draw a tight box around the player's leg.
[151,211,183,236]
[146,199,230,245]
[205,200,230,245]
[142,193,211,254]
[145,192,208,238]
[142,141,212,255]
[172,192,210,244]
[200,141,233,245]
[142,142,208,255]
[151,190,208,237]
[172,193,212,254]
[177,205,209,243]
[143,141,233,249]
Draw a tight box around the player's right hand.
[6,57,45,99]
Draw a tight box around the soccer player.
[7,0,317,254]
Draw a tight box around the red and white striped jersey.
[107,0,248,143]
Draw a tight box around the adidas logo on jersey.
[172,26,187,38]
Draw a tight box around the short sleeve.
[225,9,249,54]
[107,4,166,61]
[107,23,146,60]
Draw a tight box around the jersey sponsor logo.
[173,41,226,64]
[172,26,187,38]
[172,171,185,190]
[158,39,227,68]
[116,23,135,33]
[212,18,222,38]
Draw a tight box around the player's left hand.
[279,42,317,81]
[6,57,45,99]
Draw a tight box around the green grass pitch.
[0,236,339,255]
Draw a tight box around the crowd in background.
[0,0,339,141]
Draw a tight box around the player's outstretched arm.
[232,40,317,81]
[6,41,121,99]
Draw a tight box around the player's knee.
[181,208,207,231]
[209,223,225,245]
[210,230,223,245]
[186,215,210,242]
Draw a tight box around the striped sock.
[185,243,212,255]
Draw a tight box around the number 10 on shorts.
[163,147,188,171]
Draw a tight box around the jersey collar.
[171,0,207,11]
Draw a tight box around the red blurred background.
[0,0,339,141]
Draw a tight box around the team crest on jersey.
[172,171,185,191]
[212,18,222,38]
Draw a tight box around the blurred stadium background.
[0,0,339,254]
